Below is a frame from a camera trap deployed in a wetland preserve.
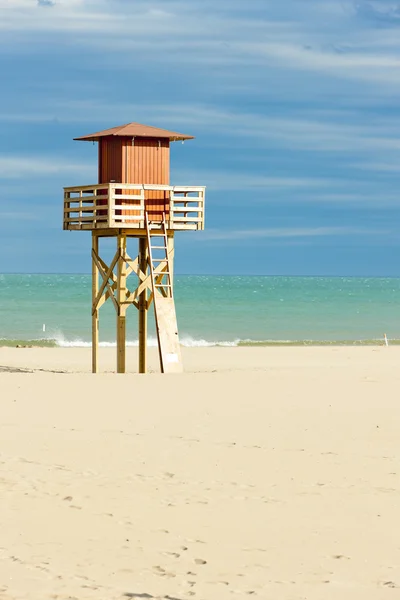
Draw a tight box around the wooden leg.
[117,315,126,373]
[117,234,127,374]
[92,233,99,373]
[138,237,148,374]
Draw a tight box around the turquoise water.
[0,274,399,346]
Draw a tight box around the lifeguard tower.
[63,122,205,374]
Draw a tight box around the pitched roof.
[74,122,194,142]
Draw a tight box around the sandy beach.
[1,346,400,599]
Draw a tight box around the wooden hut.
[63,122,205,374]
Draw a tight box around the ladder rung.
[151,245,167,249]
[152,258,167,262]
[155,284,172,287]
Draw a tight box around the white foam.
[52,331,239,348]
[179,335,238,347]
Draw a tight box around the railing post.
[200,189,205,230]
[169,187,174,229]
[92,187,97,228]
[141,185,145,228]
[63,190,69,230]
[108,183,114,228]
[79,190,83,228]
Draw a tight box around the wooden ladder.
[145,212,183,373]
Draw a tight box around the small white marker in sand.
[43,324,46,333]
[384,333,389,347]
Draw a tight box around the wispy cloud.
[173,168,332,192]
[5,100,400,157]
[355,1,400,25]
[2,0,400,91]
[0,156,93,178]
[199,226,386,242]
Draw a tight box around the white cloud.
[0,155,93,178]
[199,226,384,242]
[1,0,400,92]
[4,100,400,157]
[172,169,332,192]
[243,41,400,86]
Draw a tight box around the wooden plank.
[170,216,202,222]
[92,233,99,374]
[64,222,202,233]
[117,316,126,374]
[125,256,139,279]
[64,216,104,223]
[111,211,143,218]
[167,235,174,284]
[173,186,206,192]
[170,207,203,213]
[92,249,119,312]
[145,215,182,373]
[94,228,149,237]
[111,222,142,229]
[95,222,113,229]
[138,238,148,374]
[64,207,105,214]
[117,235,127,374]
[154,297,183,373]
[111,194,144,200]
[114,184,145,190]
[131,274,152,301]
[64,195,109,204]
[64,184,109,193]
[96,254,118,285]
[143,184,174,191]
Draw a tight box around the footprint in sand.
[152,565,176,578]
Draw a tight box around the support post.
[92,232,99,373]
[138,237,148,373]
[117,234,127,373]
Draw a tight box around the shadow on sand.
[0,365,67,374]
[124,594,183,600]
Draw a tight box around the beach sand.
[1,346,400,599]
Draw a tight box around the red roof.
[74,122,194,142]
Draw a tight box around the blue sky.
[1,0,400,275]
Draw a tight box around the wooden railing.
[63,183,205,231]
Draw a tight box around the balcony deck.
[63,183,205,231]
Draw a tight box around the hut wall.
[98,137,124,183]
[97,136,171,222]
[124,138,170,221]
[97,137,124,218]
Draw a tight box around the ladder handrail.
[162,213,173,295]
[145,212,172,299]
[145,211,182,373]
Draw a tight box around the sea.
[0,274,399,347]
